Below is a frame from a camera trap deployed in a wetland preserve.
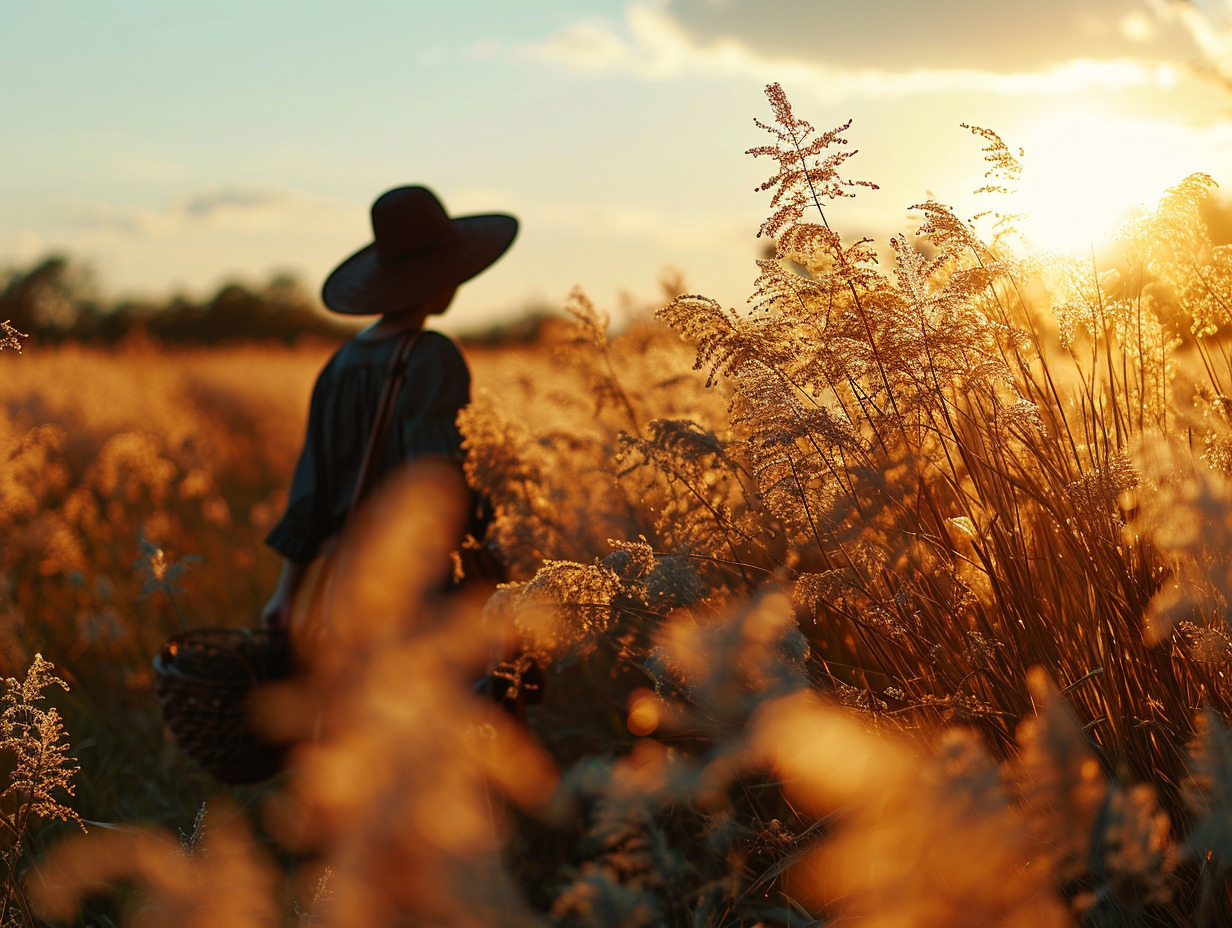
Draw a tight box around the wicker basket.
[152,628,294,784]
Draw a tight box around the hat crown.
[371,187,454,263]
[322,184,518,315]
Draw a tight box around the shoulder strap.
[348,331,420,516]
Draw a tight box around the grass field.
[5,84,1232,927]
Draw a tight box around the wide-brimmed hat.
[321,186,518,316]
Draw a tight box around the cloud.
[532,17,638,72]
[528,0,1195,99]
[1147,0,1232,70]
[66,187,356,238]
[646,0,1197,70]
[179,188,286,221]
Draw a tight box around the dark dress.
[265,329,472,564]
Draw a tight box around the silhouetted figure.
[260,186,516,634]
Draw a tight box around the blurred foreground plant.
[0,655,81,928]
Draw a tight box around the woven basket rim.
[159,626,283,644]
[153,627,290,684]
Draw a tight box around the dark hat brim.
[321,213,518,316]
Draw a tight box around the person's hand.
[260,592,291,633]
[262,558,309,634]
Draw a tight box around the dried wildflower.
[622,418,726,469]
[133,536,199,599]
[962,630,1003,668]
[494,559,631,659]
[963,123,1024,196]
[551,804,676,928]
[735,361,863,458]
[995,398,1045,437]
[904,689,1004,722]
[770,225,883,293]
[133,536,200,630]
[831,680,889,712]
[0,655,83,928]
[857,603,914,642]
[562,286,612,351]
[643,555,707,610]
[959,124,1027,241]
[603,538,657,581]
[177,802,207,856]
[912,200,987,265]
[0,321,26,354]
[1179,620,1232,662]
[657,295,757,388]
[557,287,644,429]
[792,570,850,614]
[618,418,759,562]
[0,654,82,835]
[747,83,877,239]
[1184,242,1232,339]
[1065,451,1138,514]
[294,866,334,928]
[1119,173,1216,272]
[1203,431,1232,477]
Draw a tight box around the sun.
[1014,110,1195,254]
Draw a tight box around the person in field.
[260,186,516,634]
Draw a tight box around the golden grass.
[9,82,1232,928]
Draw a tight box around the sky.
[4,0,1232,333]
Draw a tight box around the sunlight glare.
[1016,112,1190,254]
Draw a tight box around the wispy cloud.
[526,1,1187,99]
[1148,0,1232,71]
[66,186,356,238]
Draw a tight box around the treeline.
[0,254,357,345]
[0,254,569,347]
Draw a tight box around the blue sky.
[4,0,1232,332]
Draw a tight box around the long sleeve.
[265,355,339,563]
[389,332,470,464]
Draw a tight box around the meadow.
[4,83,1232,926]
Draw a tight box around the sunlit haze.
[1016,109,1224,253]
